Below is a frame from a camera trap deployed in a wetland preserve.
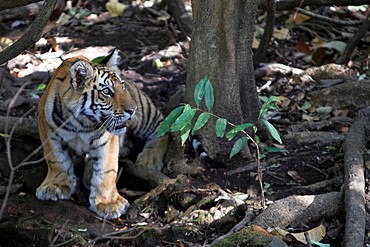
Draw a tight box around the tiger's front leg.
[36,138,76,201]
[88,134,130,219]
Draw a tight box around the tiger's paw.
[36,183,73,201]
[89,194,130,219]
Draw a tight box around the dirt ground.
[0,1,370,246]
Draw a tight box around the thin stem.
[196,108,266,208]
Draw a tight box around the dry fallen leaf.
[106,0,127,17]
[268,224,326,244]
[0,37,13,51]
[296,39,311,55]
[286,12,311,24]
[288,224,326,244]
[276,96,291,108]
[273,28,290,40]
[287,170,306,183]
[252,31,260,49]
[311,36,327,49]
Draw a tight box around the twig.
[304,231,312,247]
[82,220,108,247]
[51,237,78,247]
[83,219,158,246]
[49,219,70,246]
[336,12,370,64]
[163,0,192,38]
[304,163,328,179]
[258,0,370,11]
[0,77,68,218]
[0,0,58,65]
[295,7,364,26]
[0,80,41,219]
[198,108,266,208]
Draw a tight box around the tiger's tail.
[189,135,225,168]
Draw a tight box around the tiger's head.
[66,49,137,136]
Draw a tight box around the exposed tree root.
[342,107,370,247]
[252,192,343,228]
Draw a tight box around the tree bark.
[185,0,259,159]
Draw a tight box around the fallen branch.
[0,116,39,139]
[0,0,41,12]
[253,192,343,228]
[0,2,43,22]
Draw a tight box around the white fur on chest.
[61,128,127,155]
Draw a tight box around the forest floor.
[0,1,370,247]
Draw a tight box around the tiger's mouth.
[112,119,126,131]
[101,116,129,135]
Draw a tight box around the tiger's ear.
[100,48,120,68]
[70,60,93,91]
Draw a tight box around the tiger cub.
[36,49,168,219]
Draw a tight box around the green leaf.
[254,134,260,143]
[226,123,254,140]
[36,83,46,91]
[215,118,227,138]
[266,95,280,105]
[183,103,191,111]
[171,108,197,132]
[194,76,208,107]
[230,136,249,158]
[91,56,105,64]
[155,106,184,138]
[261,119,282,144]
[180,122,192,145]
[253,125,258,134]
[192,112,210,133]
[259,96,280,119]
[154,59,162,68]
[204,79,214,111]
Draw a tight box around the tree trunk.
[185,0,259,159]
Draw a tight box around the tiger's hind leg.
[36,139,76,201]
[135,133,169,171]
[88,135,130,219]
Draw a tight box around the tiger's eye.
[102,88,113,96]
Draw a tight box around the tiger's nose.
[124,106,137,115]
